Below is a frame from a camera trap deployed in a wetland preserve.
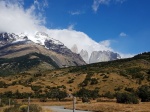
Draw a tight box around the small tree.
[138,85,150,102]
[116,92,139,104]
[46,89,67,101]
[90,78,98,85]
[75,88,91,98]
[75,88,99,99]
[57,91,67,101]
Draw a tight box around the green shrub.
[46,89,67,101]
[114,87,122,91]
[116,92,139,104]
[0,98,17,107]
[103,91,115,99]
[82,97,90,103]
[40,98,47,102]
[4,104,42,112]
[147,75,150,81]
[67,79,74,84]
[75,88,99,99]
[103,75,109,79]
[138,85,150,102]
[124,87,134,93]
[90,78,98,85]
[31,85,42,92]
[69,88,72,91]
[0,81,7,88]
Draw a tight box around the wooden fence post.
[0,98,1,105]
[9,99,10,107]
[73,96,76,112]
[27,97,30,112]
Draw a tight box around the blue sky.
[0,0,150,57]
[28,0,150,54]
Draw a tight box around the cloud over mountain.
[0,0,45,34]
[0,0,132,58]
[46,29,112,55]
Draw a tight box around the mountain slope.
[0,52,59,76]
[0,32,86,75]
[0,52,149,95]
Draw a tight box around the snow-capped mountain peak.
[0,32,65,48]
[0,32,121,64]
[27,32,64,46]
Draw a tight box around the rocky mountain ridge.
[0,32,86,74]
[0,32,121,66]
[89,50,121,63]
[71,44,121,63]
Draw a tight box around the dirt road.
[43,106,92,112]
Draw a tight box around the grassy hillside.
[0,53,59,76]
[0,52,150,99]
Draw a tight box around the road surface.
[43,106,92,112]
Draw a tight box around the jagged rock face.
[0,32,86,69]
[0,33,15,42]
[89,51,121,63]
[71,44,78,54]
[44,39,65,53]
[80,49,89,63]
[0,32,28,46]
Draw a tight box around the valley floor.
[30,100,150,112]
[65,102,150,112]
[1,99,150,112]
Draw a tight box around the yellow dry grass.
[0,70,149,95]
[17,99,150,112]
[0,85,33,93]
[0,105,53,112]
[0,56,150,95]
[30,100,73,106]
[42,108,53,112]
[65,102,150,112]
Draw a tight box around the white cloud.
[69,11,83,15]
[0,0,112,54]
[119,53,134,58]
[34,0,40,10]
[119,32,127,37]
[92,0,110,12]
[46,29,112,55]
[43,0,48,7]
[0,0,132,59]
[92,0,127,12]
[34,0,48,11]
[0,0,46,34]
[67,24,75,30]
[115,0,126,4]
[99,40,111,47]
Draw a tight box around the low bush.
[67,79,74,84]
[90,78,98,85]
[124,87,134,93]
[0,98,17,107]
[3,104,42,112]
[103,91,115,99]
[82,97,90,103]
[75,88,99,99]
[138,85,150,102]
[116,92,139,104]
